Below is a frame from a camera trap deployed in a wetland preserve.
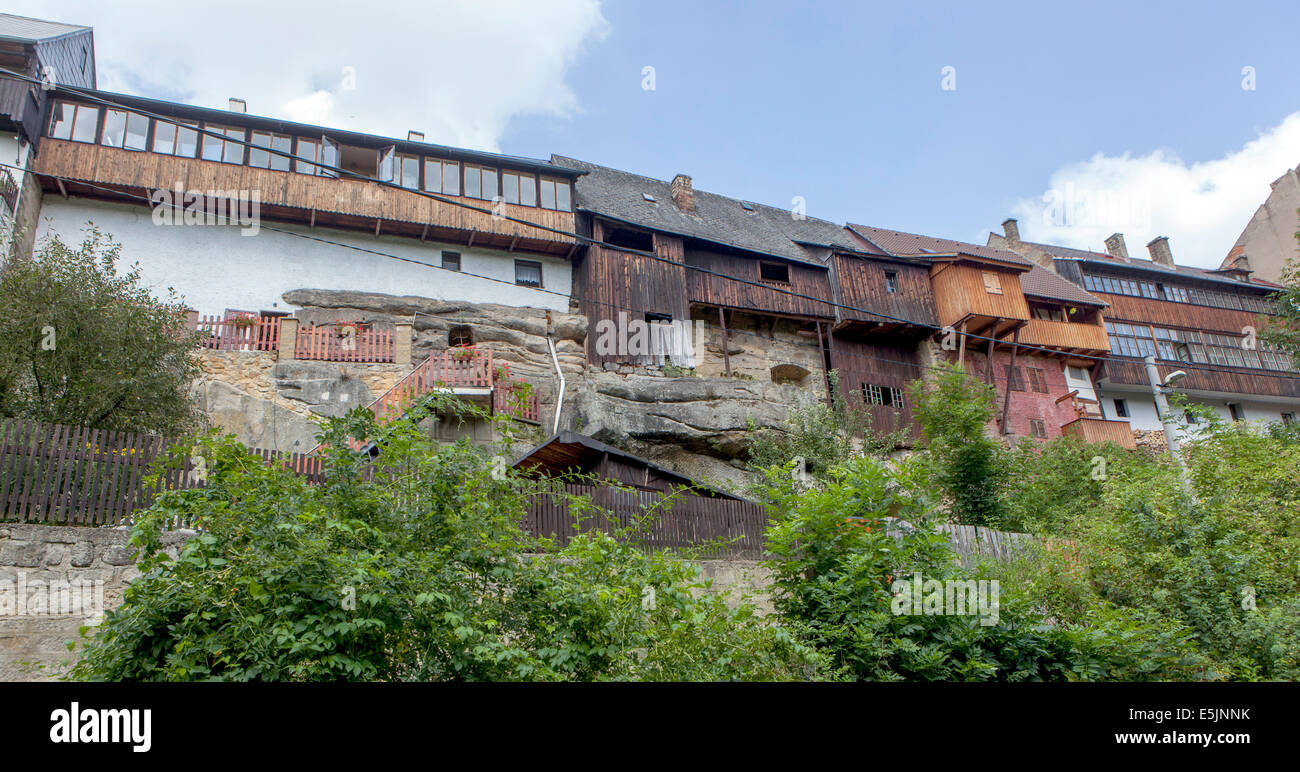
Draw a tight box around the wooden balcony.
[929,262,1029,336]
[1061,417,1136,448]
[33,139,578,256]
[1013,318,1110,355]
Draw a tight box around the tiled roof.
[0,13,88,43]
[847,224,1033,269]
[553,155,863,265]
[1020,264,1106,306]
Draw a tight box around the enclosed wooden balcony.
[33,139,578,256]
[929,261,1029,337]
[1013,317,1110,355]
[1061,417,1137,448]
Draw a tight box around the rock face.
[273,361,374,417]
[191,379,319,453]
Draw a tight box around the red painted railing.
[194,314,281,352]
[295,323,394,363]
[369,347,494,422]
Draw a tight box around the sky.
[12,0,1300,268]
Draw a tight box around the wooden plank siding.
[829,339,924,441]
[1061,417,1138,448]
[1094,291,1269,333]
[929,261,1030,334]
[577,224,690,366]
[685,249,835,319]
[1101,358,1300,399]
[832,255,937,330]
[32,139,578,255]
[1013,317,1111,354]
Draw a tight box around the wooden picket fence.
[295,323,394,363]
[193,314,281,352]
[0,418,323,526]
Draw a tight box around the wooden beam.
[374,219,382,237]
[719,307,731,377]
[467,229,477,248]
[420,223,428,241]
[984,320,998,384]
[1000,328,1020,434]
[957,321,967,369]
[508,233,519,253]
[816,320,830,400]
[309,208,316,228]
[56,178,68,199]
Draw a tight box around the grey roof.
[1022,240,1283,290]
[847,224,1033,269]
[1020,264,1106,307]
[552,155,864,265]
[0,13,89,43]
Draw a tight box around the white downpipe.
[547,334,565,435]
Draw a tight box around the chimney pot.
[1146,236,1175,267]
[670,174,695,213]
[407,130,425,142]
[228,98,246,113]
[1001,218,1020,241]
[1104,233,1130,261]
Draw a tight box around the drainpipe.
[547,333,565,435]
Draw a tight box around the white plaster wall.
[1099,386,1299,433]
[0,132,31,252]
[32,198,573,316]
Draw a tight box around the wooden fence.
[0,419,323,526]
[296,323,395,363]
[193,314,281,352]
[524,483,769,558]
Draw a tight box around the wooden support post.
[984,325,997,384]
[718,307,731,377]
[1000,328,1020,434]
[816,321,831,401]
[957,321,967,369]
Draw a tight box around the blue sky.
[15,0,1300,266]
[511,0,1300,263]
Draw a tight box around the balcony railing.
[192,313,281,352]
[295,323,394,363]
[368,347,539,425]
[1015,318,1110,353]
[1061,417,1136,448]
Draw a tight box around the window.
[295,138,321,175]
[152,120,199,157]
[605,227,653,252]
[503,171,537,206]
[1007,366,1025,392]
[423,159,460,195]
[884,271,899,294]
[982,271,1002,294]
[1029,419,1047,439]
[539,177,572,211]
[1228,403,1243,422]
[1113,399,1129,418]
[448,325,474,348]
[395,154,420,189]
[1105,322,1157,359]
[1026,367,1049,394]
[249,131,292,171]
[463,165,499,201]
[1282,412,1296,426]
[200,125,246,165]
[100,110,149,150]
[514,260,543,288]
[759,262,791,284]
[49,102,99,143]
[861,383,904,408]
[441,251,461,272]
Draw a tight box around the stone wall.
[0,524,194,681]
[0,524,770,681]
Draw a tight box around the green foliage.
[759,455,1201,681]
[0,226,203,434]
[68,400,820,681]
[908,363,1008,527]
[747,371,903,482]
[1263,250,1300,359]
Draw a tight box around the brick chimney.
[1104,233,1130,261]
[1146,236,1175,267]
[1002,218,1020,241]
[670,174,695,213]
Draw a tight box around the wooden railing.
[1015,318,1110,353]
[295,323,395,363]
[1061,417,1136,448]
[193,314,281,352]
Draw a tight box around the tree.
[69,398,823,681]
[907,362,1008,528]
[0,226,203,435]
[1263,247,1300,360]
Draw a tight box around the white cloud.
[1009,113,1300,268]
[11,0,609,151]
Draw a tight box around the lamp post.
[1144,355,1193,496]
